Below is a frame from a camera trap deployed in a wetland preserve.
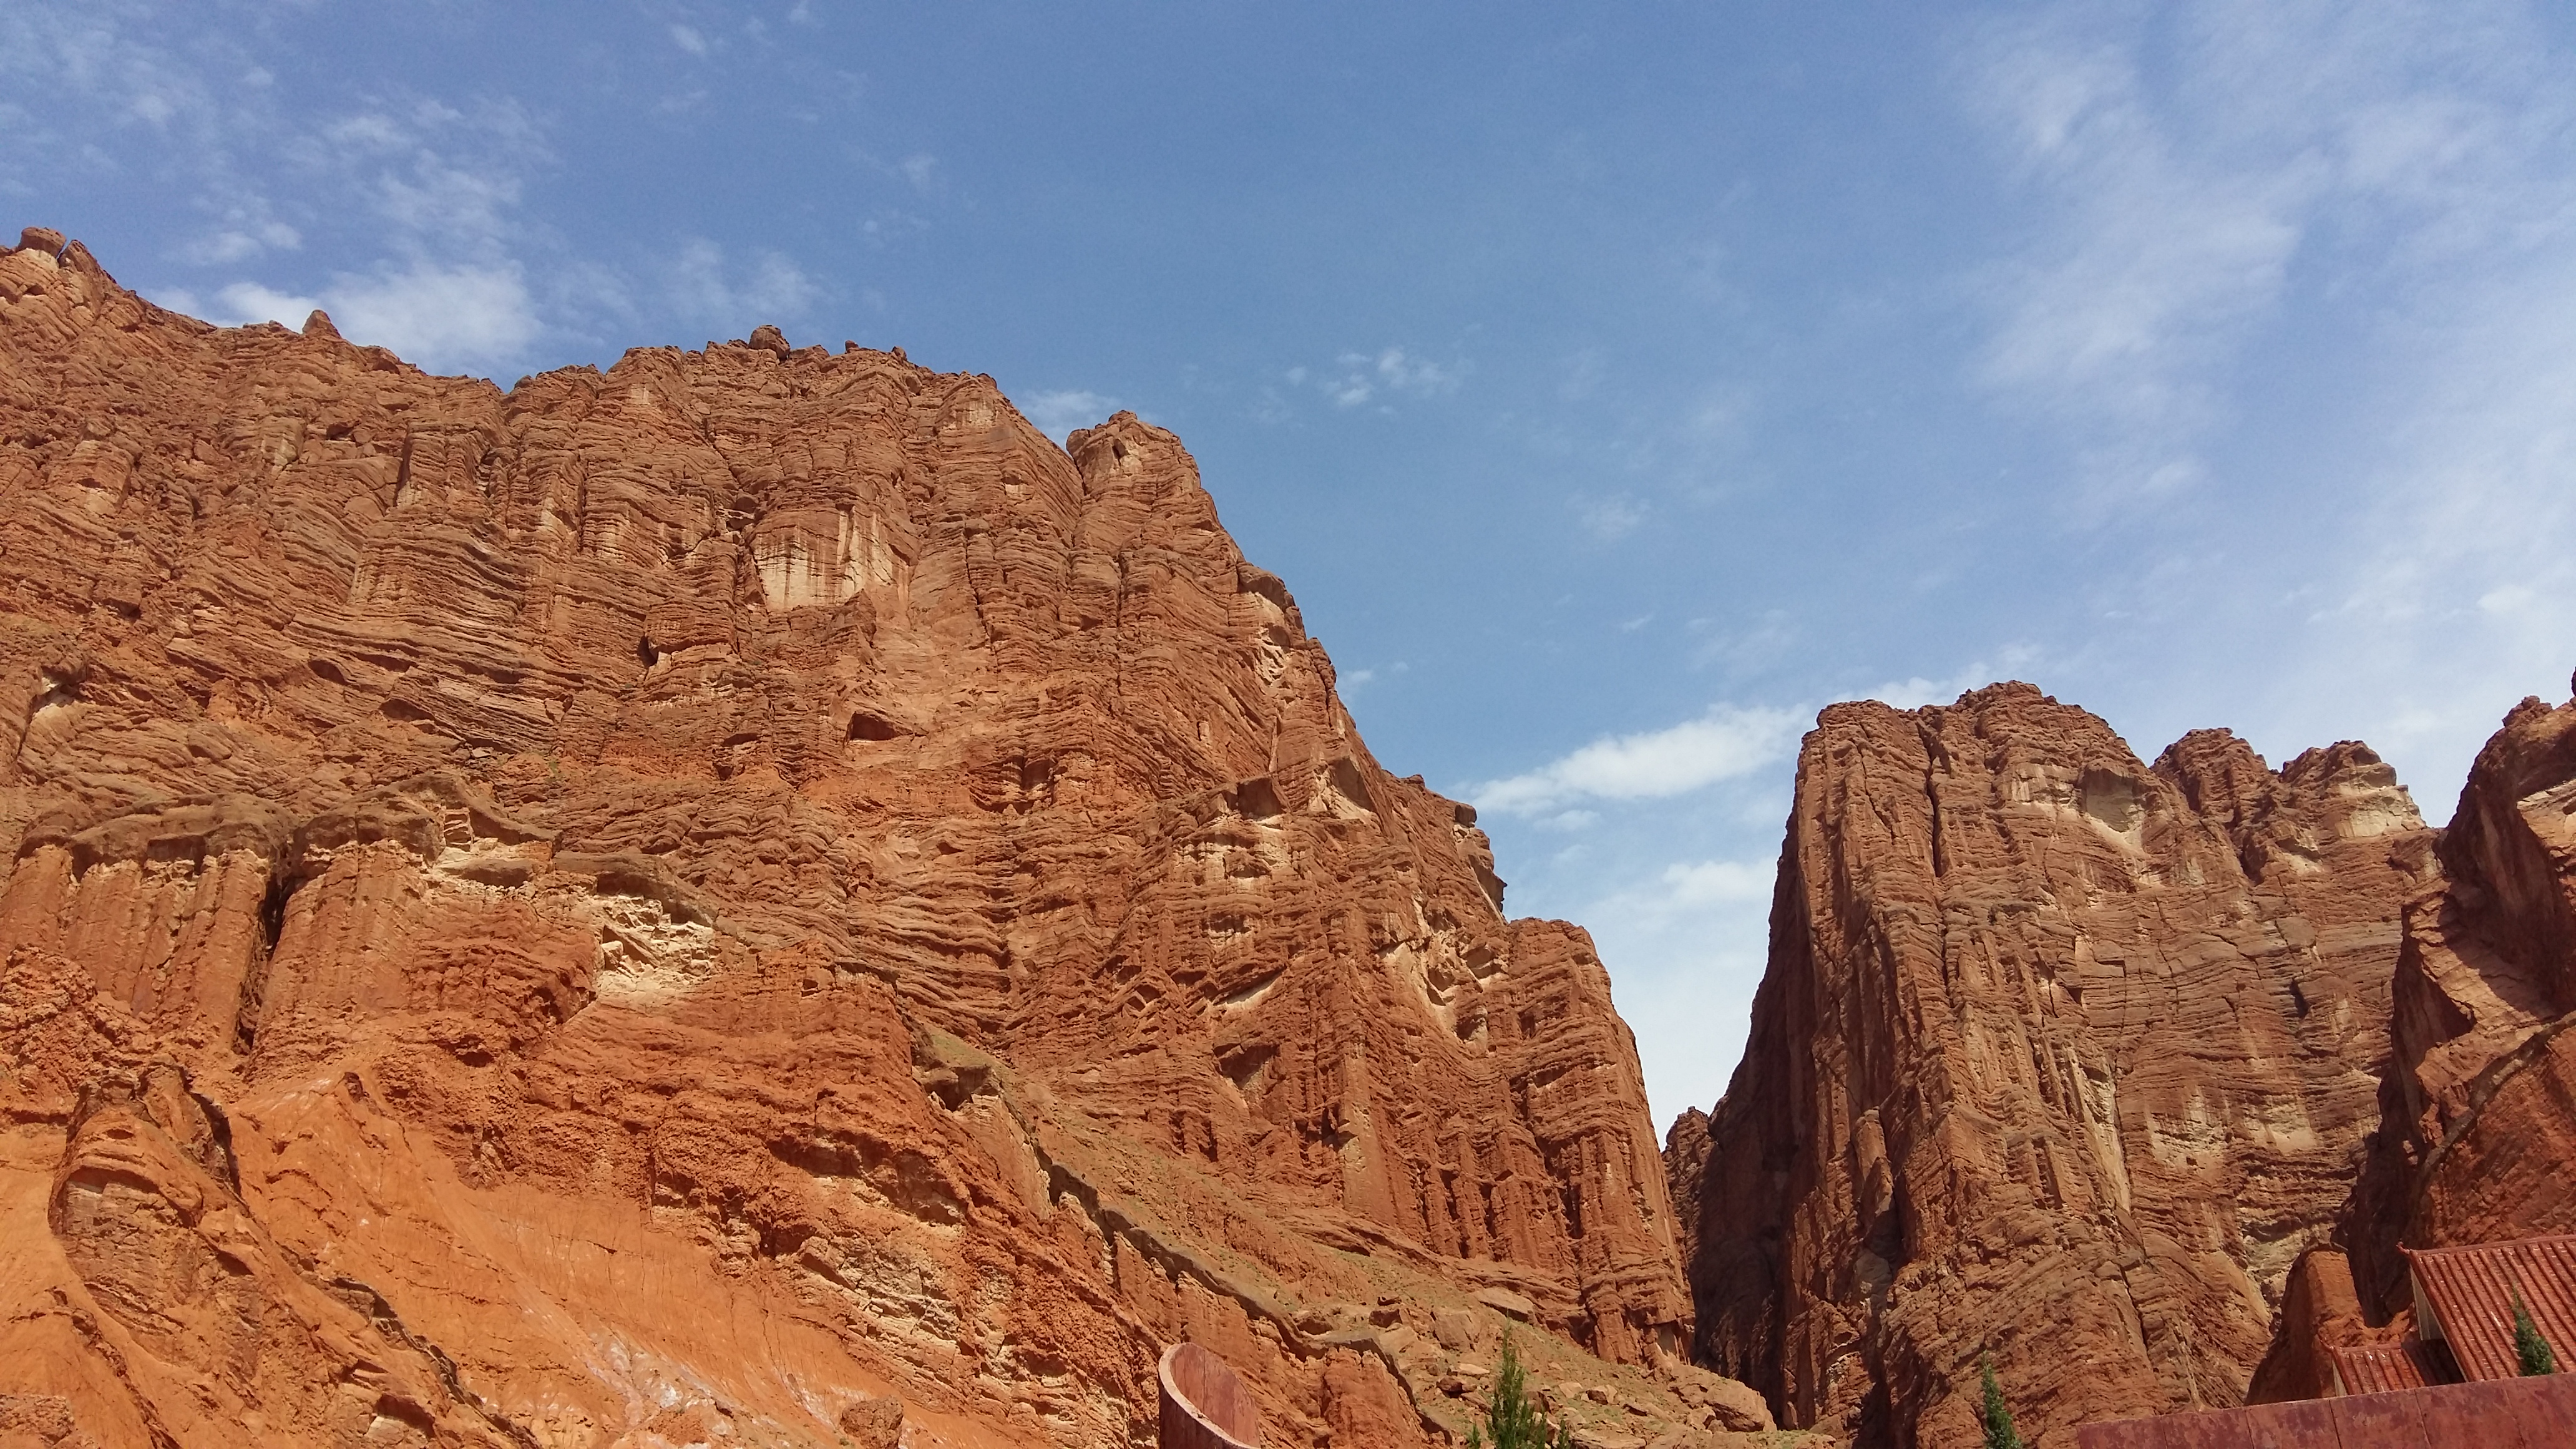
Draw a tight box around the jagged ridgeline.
[0,230,1789,1448]
[1666,683,2576,1447]
[16,226,2570,1449]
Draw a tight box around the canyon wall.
[2250,688,2576,1398]
[0,232,1750,1449]
[2338,690,2576,1312]
[1667,684,2437,1447]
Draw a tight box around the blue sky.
[11,1,2576,1132]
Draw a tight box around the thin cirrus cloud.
[158,90,558,373]
[1950,0,2576,812]
[1955,0,2575,514]
[1289,346,1465,409]
[1,6,837,384]
[1470,703,1805,816]
[1963,17,2305,428]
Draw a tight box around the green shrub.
[1465,1333,1574,1449]
[1979,1353,2026,1449]
[2515,1288,2558,1376]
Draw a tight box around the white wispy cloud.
[1845,651,2037,711]
[1023,389,1119,441]
[208,281,320,328]
[1956,0,2576,813]
[1958,0,2576,514]
[1471,703,1804,816]
[3,9,841,380]
[180,207,301,265]
[1583,852,1782,1128]
[1340,660,1405,693]
[198,264,537,369]
[1966,20,2302,424]
[1639,859,1774,910]
[1475,653,2041,825]
[2282,250,2576,801]
[1314,346,1464,408]
[331,264,537,366]
[661,239,821,333]
[1576,492,1648,541]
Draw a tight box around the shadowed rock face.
[0,235,1729,1448]
[1667,683,2436,1448]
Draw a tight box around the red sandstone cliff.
[2194,686,2576,1402]
[1667,685,2436,1447]
[2332,690,2576,1320]
[0,232,1757,1449]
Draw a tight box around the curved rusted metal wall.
[1158,1342,1262,1449]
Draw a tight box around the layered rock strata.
[0,232,1729,1448]
[1668,684,2436,1447]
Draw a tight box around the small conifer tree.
[1464,1332,1576,1449]
[2514,1287,2557,1376]
[1979,1353,2026,1449]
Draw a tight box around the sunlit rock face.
[1666,683,2435,1448]
[2336,691,2576,1315]
[0,233,1726,1449]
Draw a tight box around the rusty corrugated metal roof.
[2072,1372,2576,1447]
[2404,1232,2576,1382]
[2327,1340,2454,1396]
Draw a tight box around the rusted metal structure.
[2074,1372,2576,1448]
[2324,1340,2451,1396]
[2404,1233,2576,1383]
[1158,1342,1261,1449]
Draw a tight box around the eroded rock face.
[2340,691,2576,1312]
[0,234,1716,1448]
[1668,684,2435,1447]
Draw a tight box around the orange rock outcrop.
[0,232,1747,1448]
[1667,684,2437,1447]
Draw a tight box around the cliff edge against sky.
[1665,684,2432,1446]
[0,231,1772,1449]
[1667,677,2576,1445]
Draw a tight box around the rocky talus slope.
[0,232,1768,1449]
[1666,685,2437,1447]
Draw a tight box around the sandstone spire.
[1668,683,2434,1445]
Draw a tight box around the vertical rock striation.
[1669,684,2435,1446]
[2338,690,2576,1312]
[0,233,1723,1448]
